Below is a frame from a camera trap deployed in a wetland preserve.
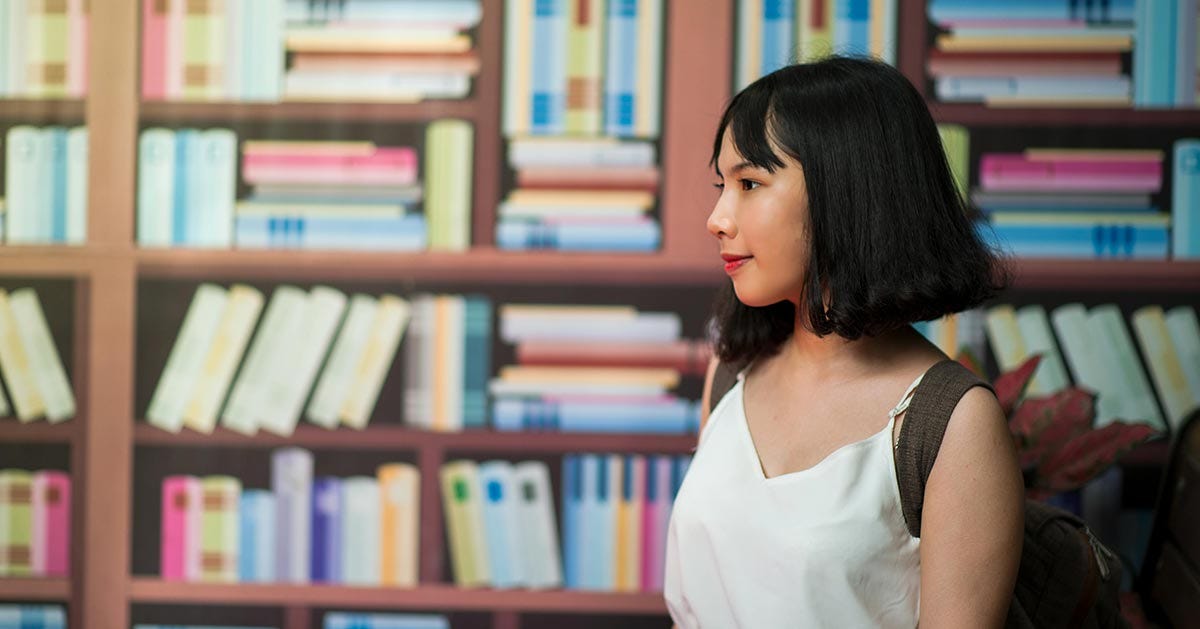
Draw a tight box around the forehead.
[716,127,801,176]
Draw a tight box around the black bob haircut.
[711,55,1010,367]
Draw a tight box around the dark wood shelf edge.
[930,102,1200,127]
[1009,259,1200,292]
[0,577,71,601]
[0,99,85,121]
[127,579,668,615]
[132,423,697,455]
[0,420,78,446]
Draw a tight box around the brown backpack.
[709,359,1128,628]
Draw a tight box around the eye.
[740,179,761,191]
[712,182,725,190]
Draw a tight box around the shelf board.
[0,577,70,601]
[1010,259,1200,292]
[139,99,479,123]
[136,247,724,285]
[128,579,668,615]
[133,423,696,455]
[0,99,85,122]
[930,102,1200,126]
[0,419,77,445]
[0,245,127,277]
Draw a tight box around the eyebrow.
[714,161,758,178]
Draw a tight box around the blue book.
[530,0,567,134]
[495,219,661,252]
[311,477,342,583]
[478,461,523,588]
[1175,0,1198,106]
[835,0,870,57]
[48,128,68,243]
[0,605,66,629]
[604,0,638,136]
[980,222,1169,259]
[1173,139,1200,258]
[235,215,427,250]
[172,129,195,245]
[929,0,1135,22]
[672,455,692,501]
[238,489,276,582]
[492,398,697,434]
[462,296,492,429]
[561,455,583,588]
[761,0,796,76]
[323,613,449,629]
[579,454,610,590]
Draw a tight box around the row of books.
[971,141,1200,259]
[140,0,286,102]
[136,124,472,251]
[919,303,1200,433]
[284,0,482,102]
[439,453,689,592]
[928,0,1199,108]
[497,137,662,252]
[135,613,449,629]
[0,0,88,99]
[0,470,70,578]
[503,0,663,138]
[0,288,75,423]
[494,303,707,434]
[3,126,87,245]
[160,452,419,586]
[735,0,899,90]
[0,605,63,629]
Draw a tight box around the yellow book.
[8,289,75,423]
[182,284,264,434]
[339,295,411,429]
[1132,306,1197,431]
[199,475,240,583]
[425,119,474,252]
[635,0,663,138]
[241,140,377,156]
[379,463,420,588]
[34,0,69,98]
[497,366,680,388]
[984,305,1029,373]
[937,124,969,199]
[566,0,605,134]
[503,0,534,136]
[935,313,959,358]
[432,296,450,431]
[440,460,490,587]
[736,0,762,89]
[611,454,629,591]
[0,289,46,422]
[936,34,1132,53]
[799,0,835,62]
[505,189,656,208]
[182,0,222,100]
[285,33,472,54]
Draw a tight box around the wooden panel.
[0,578,71,600]
[471,0,504,248]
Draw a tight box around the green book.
[0,469,34,576]
[426,120,475,252]
[200,475,241,582]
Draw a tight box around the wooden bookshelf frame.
[0,1,1196,628]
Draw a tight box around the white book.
[1051,303,1122,424]
[478,460,524,589]
[403,295,435,429]
[5,126,46,243]
[487,380,668,397]
[1132,306,1197,431]
[0,289,44,421]
[306,294,379,429]
[181,284,264,434]
[500,310,680,344]
[196,129,237,247]
[512,461,563,589]
[1090,305,1165,430]
[220,285,306,435]
[146,284,228,433]
[259,286,346,437]
[507,138,656,168]
[244,285,311,435]
[8,289,75,423]
[6,0,28,96]
[1165,306,1200,404]
[65,126,88,244]
[1015,305,1071,395]
[137,128,177,247]
[251,0,286,102]
[984,305,1028,373]
[340,294,411,429]
[271,447,313,583]
[341,476,382,585]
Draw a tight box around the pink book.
[68,0,88,96]
[241,166,419,187]
[142,0,167,99]
[640,456,672,592]
[161,475,201,581]
[981,155,1162,192]
[164,0,185,99]
[31,471,70,577]
[242,147,417,169]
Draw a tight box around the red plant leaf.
[994,355,1042,416]
[1016,388,1096,468]
[957,349,985,377]
[1034,422,1158,493]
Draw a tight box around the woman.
[663,56,1024,628]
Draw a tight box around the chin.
[730,280,782,308]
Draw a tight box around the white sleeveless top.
[664,370,925,629]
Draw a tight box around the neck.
[774,317,919,386]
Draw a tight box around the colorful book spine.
[513,461,562,589]
[530,0,568,134]
[1173,139,1200,258]
[478,461,523,588]
[340,294,412,429]
[160,475,201,581]
[561,454,583,588]
[0,288,45,422]
[30,471,69,577]
[0,605,66,629]
[641,454,671,592]
[146,283,229,433]
[220,285,306,435]
[440,460,490,587]
[462,296,492,429]
[1014,305,1071,395]
[7,288,75,423]
[579,454,610,590]
[495,219,660,252]
[1132,306,1197,431]
[137,128,177,246]
[379,463,420,588]
[565,0,605,134]
[1164,307,1200,403]
[492,397,697,434]
[142,0,168,99]
[271,447,313,583]
[311,477,342,583]
[0,470,33,576]
[323,613,449,629]
[200,475,241,582]
[341,477,382,585]
[235,215,427,251]
[307,294,378,429]
[181,284,264,434]
[238,489,276,582]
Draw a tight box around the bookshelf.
[0,0,1196,628]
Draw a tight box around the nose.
[707,195,736,239]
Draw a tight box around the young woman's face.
[708,129,811,308]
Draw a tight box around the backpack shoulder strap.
[708,360,741,416]
[895,359,996,538]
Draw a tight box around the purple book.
[311,477,343,583]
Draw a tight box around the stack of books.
[491,304,706,434]
[137,128,238,248]
[735,0,900,90]
[973,148,1171,259]
[283,0,482,102]
[3,126,87,245]
[141,0,287,102]
[159,449,420,587]
[0,470,70,578]
[0,288,75,423]
[401,294,493,432]
[927,0,1137,106]
[0,605,65,629]
[0,0,88,99]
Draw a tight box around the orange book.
[379,463,420,587]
